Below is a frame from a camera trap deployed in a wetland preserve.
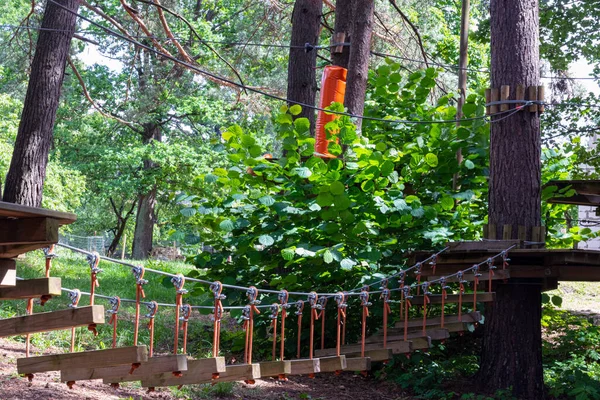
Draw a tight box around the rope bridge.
[0,242,514,391]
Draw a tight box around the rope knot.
[421,282,432,296]
[501,251,511,269]
[414,262,422,276]
[108,296,120,323]
[269,304,280,320]
[132,266,148,286]
[472,264,482,277]
[246,286,260,305]
[430,255,437,274]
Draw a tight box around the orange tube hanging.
[211,281,225,358]
[295,300,305,359]
[359,287,371,358]
[108,296,121,349]
[314,65,347,158]
[380,280,391,348]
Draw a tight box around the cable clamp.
[108,296,120,315]
[67,289,81,308]
[269,304,279,319]
[421,282,432,296]
[472,264,483,277]
[43,246,57,259]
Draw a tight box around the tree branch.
[388,0,429,68]
[119,0,174,56]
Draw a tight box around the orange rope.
[68,290,81,353]
[458,271,465,322]
[402,286,412,341]
[318,297,327,350]
[440,278,448,328]
[473,264,482,308]
[172,273,186,354]
[335,292,346,357]
[244,286,260,364]
[43,245,55,278]
[308,292,320,360]
[25,298,34,357]
[108,296,121,349]
[380,280,391,348]
[415,262,422,295]
[487,258,495,292]
[180,304,191,354]
[211,281,224,357]
[360,287,371,358]
[146,301,158,357]
[87,252,101,306]
[295,300,304,359]
[132,266,147,346]
[270,304,279,361]
[398,272,406,319]
[430,255,437,276]
[278,290,289,360]
[421,282,431,335]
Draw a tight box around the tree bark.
[132,123,161,260]
[286,0,322,134]
[331,0,353,68]
[2,0,80,206]
[344,0,374,129]
[478,0,544,398]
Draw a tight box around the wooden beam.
[407,292,495,306]
[0,217,58,245]
[62,354,187,383]
[345,357,371,371]
[315,340,412,358]
[139,357,226,387]
[17,345,147,375]
[0,305,105,338]
[0,260,16,287]
[258,360,291,377]
[446,240,521,252]
[367,329,449,344]
[401,337,431,352]
[318,355,346,372]
[289,359,320,375]
[0,201,77,225]
[341,349,392,362]
[0,277,61,300]
[425,270,510,281]
[393,312,481,329]
[217,364,261,382]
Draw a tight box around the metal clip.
[402,286,413,300]
[246,286,260,305]
[381,288,391,303]
[487,258,496,270]
[108,296,120,315]
[439,277,450,290]
[473,264,482,277]
[308,292,321,310]
[67,289,81,308]
[317,296,328,309]
[334,292,347,309]
[43,246,57,259]
[397,270,405,286]
[132,266,148,285]
[171,274,188,294]
[360,290,372,307]
[421,282,432,295]
[87,252,102,275]
[145,301,158,318]
[414,262,422,275]
[295,300,304,316]
[241,305,251,321]
[278,290,290,309]
[269,304,279,320]
[179,304,191,322]
[210,281,226,300]
[457,271,468,283]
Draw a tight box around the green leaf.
[294,167,312,178]
[551,295,563,308]
[317,192,334,207]
[425,153,438,167]
[323,250,334,264]
[241,134,255,146]
[361,180,374,192]
[329,181,345,196]
[294,117,310,133]
[340,258,356,270]
[258,234,275,246]
[180,207,196,217]
[248,145,263,158]
[289,104,302,116]
[281,247,295,261]
[259,195,275,206]
[440,196,454,211]
[219,219,235,232]
[465,160,475,170]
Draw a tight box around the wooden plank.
[318,355,346,372]
[510,265,600,281]
[345,357,371,371]
[315,340,412,358]
[503,224,512,240]
[500,85,510,111]
[63,355,187,383]
[0,305,105,338]
[538,85,545,113]
[394,312,481,329]
[490,88,499,114]
[0,218,58,246]
[367,329,449,344]
[18,345,147,375]
[139,357,226,387]
[446,240,520,252]
[342,349,391,362]
[206,363,260,383]
[426,270,509,282]
[518,226,527,241]
[258,360,291,377]
[485,89,491,115]
[289,359,320,375]
[404,337,431,352]
[515,84,525,107]
[0,260,16,287]
[528,86,538,112]
[0,278,61,300]
[487,224,496,240]
[0,201,76,225]
[407,292,495,306]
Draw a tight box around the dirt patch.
[0,339,410,400]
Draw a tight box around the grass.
[0,248,228,356]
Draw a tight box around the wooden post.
[528,86,538,112]
[0,277,61,299]
[490,88,500,114]
[516,84,525,107]
[538,85,545,112]
[500,85,510,111]
[485,89,492,115]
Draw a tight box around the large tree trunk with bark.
[344,0,374,129]
[331,0,353,68]
[3,0,80,206]
[132,123,161,260]
[477,0,544,398]
[286,0,322,134]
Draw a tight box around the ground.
[0,339,409,400]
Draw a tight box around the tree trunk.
[477,0,544,398]
[107,198,137,256]
[331,0,353,68]
[287,0,322,134]
[2,0,80,206]
[132,123,161,260]
[344,0,374,129]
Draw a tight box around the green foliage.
[542,307,600,399]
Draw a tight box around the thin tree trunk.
[477,0,544,398]
[107,198,137,256]
[287,0,322,134]
[3,0,80,206]
[331,0,353,68]
[344,0,374,129]
[132,123,161,260]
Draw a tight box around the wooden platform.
[139,357,226,387]
[315,340,412,358]
[0,201,76,258]
[545,180,600,206]
[394,312,481,329]
[0,305,104,337]
[0,278,61,300]
[17,346,148,375]
[259,360,291,377]
[407,292,495,305]
[61,354,188,383]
